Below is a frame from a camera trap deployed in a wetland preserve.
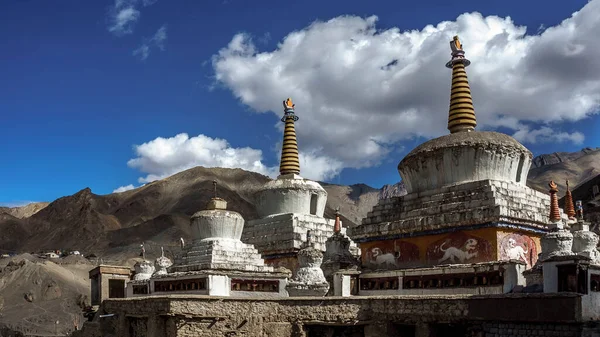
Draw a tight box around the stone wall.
[74,293,586,337]
[469,322,580,337]
[354,180,550,234]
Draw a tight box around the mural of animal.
[505,238,529,266]
[371,247,398,267]
[438,238,478,264]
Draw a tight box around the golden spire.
[279,98,300,176]
[564,180,576,220]
[549,181,561,222]
[446,35,477,133]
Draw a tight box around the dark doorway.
[305,325,364,337]
[310,194,318,215]
[430,323,467,337]
[90,275,100,305]
[557,264,588,294]
[108,279,125,298]
[393,324,416,337]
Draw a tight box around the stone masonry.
[351,179,555,241]
[243,213,358,254]
[74,293,587,337]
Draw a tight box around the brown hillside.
[0,202,49,219]
[527,149,600,196]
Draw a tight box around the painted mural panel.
[426,232,493,265]
[361,240,420,269]
[498,232,538,268]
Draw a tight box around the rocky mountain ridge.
[0,202,49,219]
[531,147,599,168]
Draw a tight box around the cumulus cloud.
[513,126,585,145]
[107,0,158,35]
[133,25,168,60]
[112,184,137,193]
[122,133,341,184]
[212,1,600,171]
[299,151,344,182]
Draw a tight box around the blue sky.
[1,0,598,206]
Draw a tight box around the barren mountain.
[0,167,382,260]
[12,167,271,257]
[527,148,600,196]
[531,147,599,168]
[378,181,407,199]
[0,214,30,253]
[320,183,380,226]
[0,202,49,219]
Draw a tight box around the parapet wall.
[75,293,584,337]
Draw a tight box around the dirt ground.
[0,254,92,336]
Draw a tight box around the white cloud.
[133,25,168,60]
[108,6,140,35]
[122,133,339,184]
[212,1,600,172]
[112,184,136,193]
[513,126,585,145]
[107,0,159,36]
[300,151,344,181]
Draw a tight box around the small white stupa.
[153,247,172,276]
[133,243,154,281]
[286,231,330,297]
[127,181,290,298]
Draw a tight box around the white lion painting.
[437,238,479,264]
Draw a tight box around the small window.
[591,274,600,292]
[309,194,318,215]
[108,279,125,298]
[593,185,599,197]
[557,264,588,294]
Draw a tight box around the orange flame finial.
[284,98,294,110]
[453,36,462,50]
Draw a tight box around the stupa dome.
[398,131,532,194]
[133,260,154,280]
[254,175,327,218]
[190,197,244,241]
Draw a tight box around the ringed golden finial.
[549,180,558,191]
[284,98,295,109]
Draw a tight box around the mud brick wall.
[75,293,584,337]
[471,322,580,337]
